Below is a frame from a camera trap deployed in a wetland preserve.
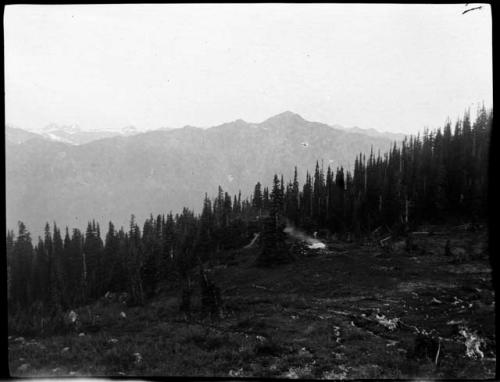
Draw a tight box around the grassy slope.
[9,226,496,378]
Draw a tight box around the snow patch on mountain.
[45,133,77,145]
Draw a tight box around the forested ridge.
[6,107,492,333]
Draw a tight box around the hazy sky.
[4,4,492,134]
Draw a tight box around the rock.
[119,311,127,319]
[447,319,466,325]
[460,327,485,359]
[68,310,78,323]
[298,347,313,358]
[133,352,142,364]
[61,347,70,353]
[14,337,25,343]
[78,332,85,337]
[228,368,244,377]
[375,313,400,330]
[322,365,350,379]
[17,363,30,372]
[284,368,300,379]
[256,335,266,343]
[452,296,464,305]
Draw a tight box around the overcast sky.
[4,4,492,134]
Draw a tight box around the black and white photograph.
[4,3,494,379]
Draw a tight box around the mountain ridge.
[6,112,406,145]
[6,112,404,236]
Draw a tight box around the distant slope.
[6,112,402,235]
[340,126,406,142]
[37,124,141,145]
[5,126,45,144]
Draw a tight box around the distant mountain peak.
[262,111,306,127]
[271,110,304,120]
[42,123,82,133]
[279,110,302,117]
[121,126,139,135]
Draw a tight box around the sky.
[4,4,492,134]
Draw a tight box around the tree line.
[6,106,491,325]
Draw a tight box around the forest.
[6,106,492,336]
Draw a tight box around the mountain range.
[5,112,405,236]
[6,123,146,146]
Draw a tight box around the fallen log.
[435,340,441,366]
[410,231,447,236]
[328,309,352,316]
[332,250,348,255]
[379,236,392,246]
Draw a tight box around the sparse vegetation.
[8,225,495,378]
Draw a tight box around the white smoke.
[283,224,326,249]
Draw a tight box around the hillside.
[9,225,495,378]
[5,126,44,144]
[6,112,399,235]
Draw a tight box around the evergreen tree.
[257,175,291,266]
[6,230,15,304]
[253,182,263,215]
[83,221,104,300]
[103,222,121,294]
[126,215,145,305]
[11,222,34,308]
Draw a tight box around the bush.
[8,303,69,337]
